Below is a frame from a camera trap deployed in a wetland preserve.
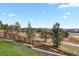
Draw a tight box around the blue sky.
[0,3,79,28]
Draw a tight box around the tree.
[26,22,34,44]
[14,22,21,35]
[0,21,3,30]
[36,28,43,33]
[9,25,15,39]
[40,29,49,42]
[9,25,15,32]
[4,24,9,37]
[64,31,69,38]
[52,22,65,48]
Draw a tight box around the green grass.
[0,39,42,56]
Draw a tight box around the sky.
[0,3,79,28]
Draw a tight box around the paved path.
[23,43,65,56]
[32,47,64,56]
[61,41,79,47]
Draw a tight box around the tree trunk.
[44,38,47,42]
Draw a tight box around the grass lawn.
[0,39,42,56]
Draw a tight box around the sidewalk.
[23,43,65,56]
[32,47,64,56]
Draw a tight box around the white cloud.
[8,13,16,17]
[58,4,68,8]
[65,12,71,15]
[63,12,71,19]
[63,15,68,19]
[58,3,79,8]
[48,3,57,6]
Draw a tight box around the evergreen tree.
[52,23,64,48]
[0,21,3,30]
[9,25,15,32]
[64,31,69,38]
[4,24,9,37]
[26,22,34,44]
[40,29,49,42]
[14,22,21,35]
[9,25,15,39]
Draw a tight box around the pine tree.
[15,22,21,35]
[52,23,64,48]
[40,29,49,42]
[4,24,9,37]
[9,25,15,39]
[0,21,3,30]
[26,22,34,44]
